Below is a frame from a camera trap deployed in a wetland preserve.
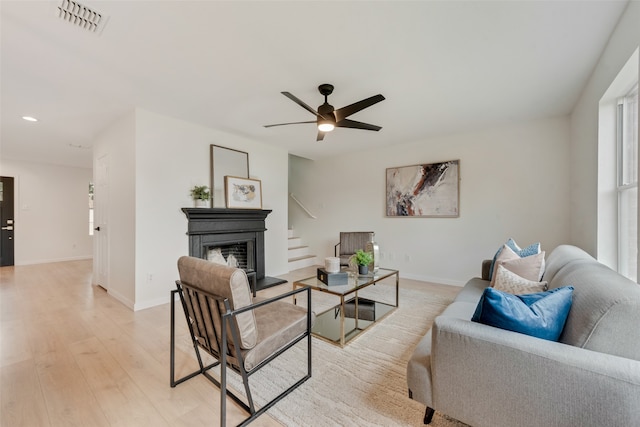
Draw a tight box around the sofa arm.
[481,259,492,281]
[431,316,640,427]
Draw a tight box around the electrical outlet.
[405,254,411,262]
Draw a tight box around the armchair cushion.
[243,300,310,371]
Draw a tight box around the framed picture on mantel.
[211,145,249,208]
[224,176,262,209]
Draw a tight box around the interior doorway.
[0,176,15,266]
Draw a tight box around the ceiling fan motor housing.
[318,103,336,122]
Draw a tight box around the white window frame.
[616,84,638,282]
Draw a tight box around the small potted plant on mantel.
[353,249,374,275]
[190,185,210,208]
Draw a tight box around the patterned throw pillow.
[493,264,548,294]
[507,238,540,257]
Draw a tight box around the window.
[617,84,638,281]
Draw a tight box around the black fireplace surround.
[181,208,286,293]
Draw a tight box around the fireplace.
[181,208,286,293]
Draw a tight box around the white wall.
[0,159,92,265]
[93,108,289,310]
[570,1,640,256]
[290,116,571,285]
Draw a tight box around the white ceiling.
[0,0,629,169]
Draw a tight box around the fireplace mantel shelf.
[182,208,272,235]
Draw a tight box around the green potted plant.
[190,185,210,207]
[354,249,374,275]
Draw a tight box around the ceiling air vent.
[56,0,107,34]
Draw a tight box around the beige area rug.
[220,283,471,427]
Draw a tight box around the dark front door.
[0,176,15,266]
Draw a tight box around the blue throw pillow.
[471,286,574,341]
[488,238,541,279]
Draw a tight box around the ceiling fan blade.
[264,120,316,128]
[336,119,382,131]
[317,131,325,141]
[334,94,385,122]
[281,92,328,119]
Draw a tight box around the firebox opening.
[205,241,255,271]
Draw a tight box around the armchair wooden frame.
[170,281,312,427]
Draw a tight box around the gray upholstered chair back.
[177,256,257,357]
[336,231,374,266]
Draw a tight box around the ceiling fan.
[264,84,385,141]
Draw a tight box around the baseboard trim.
[400,272,465,287]
[15,255,93,266]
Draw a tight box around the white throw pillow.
[492,264,548,294]
[492,250,546,285]
[490,244,520,282]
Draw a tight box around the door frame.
[93,154,109,290]
[0,176,15,266]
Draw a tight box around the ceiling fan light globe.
[318,122,335,132]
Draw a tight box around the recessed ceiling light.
[68,143,91,150]
[22,116,38,122]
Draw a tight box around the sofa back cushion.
[547,246,640,361]
[542,244,594,283]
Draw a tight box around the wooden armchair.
[334,231,375,266]
[170,256,313,427]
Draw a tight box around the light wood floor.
[0,260,459,427]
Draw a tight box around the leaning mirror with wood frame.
[210,145,249,208]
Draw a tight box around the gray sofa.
[407,244,640,426]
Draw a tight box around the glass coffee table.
[293,268,399,347]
